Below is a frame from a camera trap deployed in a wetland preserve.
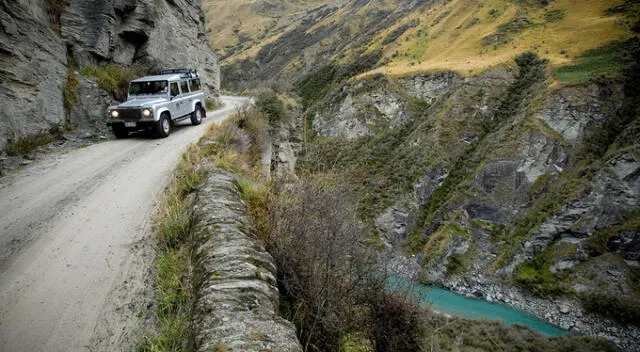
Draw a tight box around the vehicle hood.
[112,97,167,109]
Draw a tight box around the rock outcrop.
[61,0,220,95]
[0,0,67,151]
[190,167,302,352]
[68,75,116,137]
[0,0,220,152]
[310,59,640,350]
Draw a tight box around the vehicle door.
[178,80,192,117]
[169,82,181,118]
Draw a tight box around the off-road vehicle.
[106,69,207,138]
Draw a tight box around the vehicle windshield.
[128,80,168,96]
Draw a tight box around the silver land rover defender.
[106,69,207,138]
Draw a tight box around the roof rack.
[156,68,199,79]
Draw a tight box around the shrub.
[250,177,426,352]
[63,70,80,111]
[43,0,65,32]
[580,293,640,325]
[255,91,286,124]
[294,64,339,107]
[514,250,565,297]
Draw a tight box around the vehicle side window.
[170,82,179,97]
[180,80,189,94]
[190,79,201,91]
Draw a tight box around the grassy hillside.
[202,0,342,60]
[362,0,632,78]
[207,0,638,89]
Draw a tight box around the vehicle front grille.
[118,109,141,120]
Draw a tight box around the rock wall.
[0,0,67,150]
[0,0,220,152]
[61,0,220,95]
[190,167,302,352]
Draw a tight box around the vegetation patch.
[382,20,419,45]
[6,124,71,156]
[138,145,204,352]
[514,249,566,297]
[80,63,149,101]
[409,53,547,254]
[205,97,224,111]
[579,38,640,158]
[543,9,566,23]
[43,0,65,33]
[553,41,625,85]
[298,113,431,224]
[63,70,80,111]
[295,50,382,108]
[580,292,640,325]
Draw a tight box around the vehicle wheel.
[155,113,171,138]
[112,125,128,139]
[190,105,203,126]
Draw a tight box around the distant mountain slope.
[202,0,344,60]
[206,0,637,90]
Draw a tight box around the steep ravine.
[303,56,640,350]
[0,0,221,152]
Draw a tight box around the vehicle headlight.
[111,110,119,118]
[142,109,152,117]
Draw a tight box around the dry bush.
[261,177,425,352]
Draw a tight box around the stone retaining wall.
[189,166,302,352]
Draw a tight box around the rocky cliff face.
[61,0,220,94]
[0,0,220,151]
[0,0,67,151]
[305,54,640,349]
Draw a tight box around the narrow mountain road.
[0,96,249,352]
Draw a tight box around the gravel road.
[0,96,248,351]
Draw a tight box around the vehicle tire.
[155,113,171,138]
[190,105,203,126]
[112,125,128,139]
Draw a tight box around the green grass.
[139,145,204,352]
[6,125,70,156]
[543,9,566,23]
[80,63,149,101]
[514,249,566,298]
[554,42,624,85]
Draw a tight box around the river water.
[388,276,567,336]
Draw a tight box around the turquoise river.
[388,276,567,336]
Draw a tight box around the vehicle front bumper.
[107,120,158,129]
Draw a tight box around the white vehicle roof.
[131,74,188,82]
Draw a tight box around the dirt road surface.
[0,96,249,351]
